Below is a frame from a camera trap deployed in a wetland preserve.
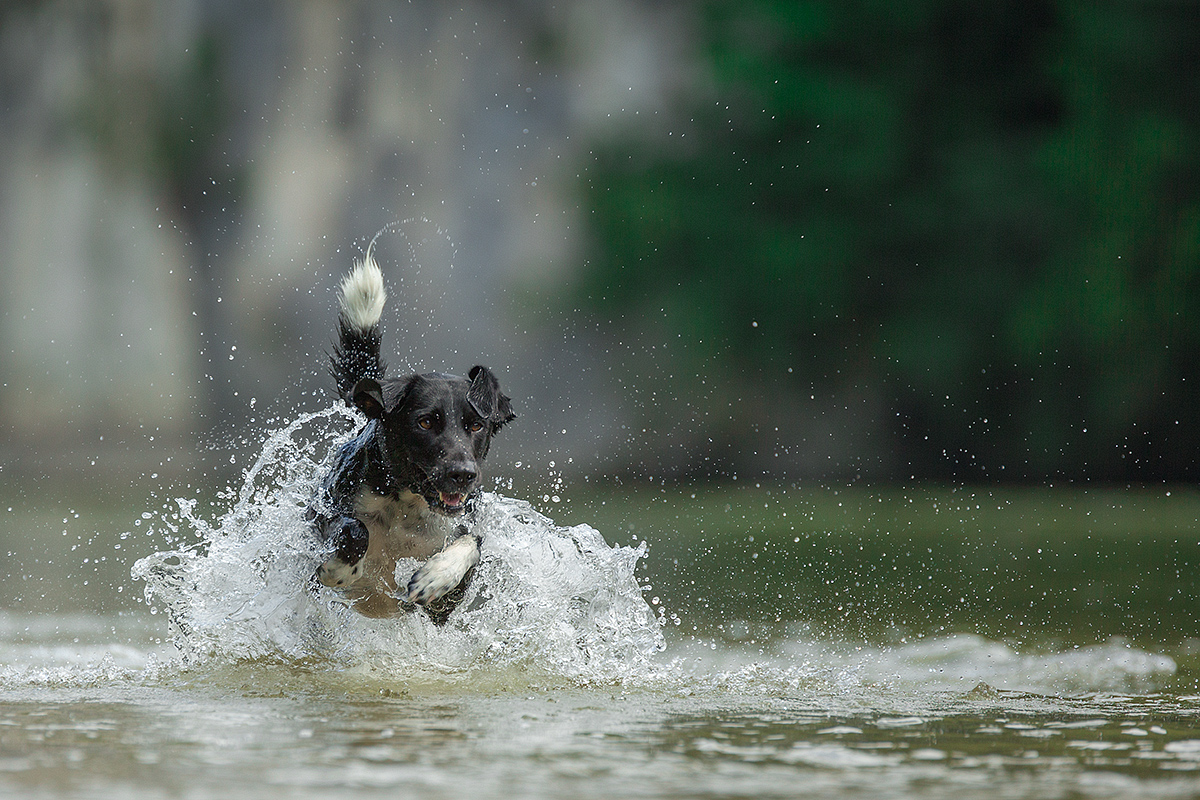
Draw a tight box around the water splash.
[124,407,1176,697]
[131,407,665,681]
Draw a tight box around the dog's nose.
[445,467,477,490]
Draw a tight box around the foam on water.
[665,631,1177,702]
[109,407,1179,700]
[130,407,666,682]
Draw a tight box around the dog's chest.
[353,486,450,564]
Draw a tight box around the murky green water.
[581,485,1200,679]
[2,414,1199,798]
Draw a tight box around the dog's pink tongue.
[440,492,464,507]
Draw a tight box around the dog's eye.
[468,421,484,433]
[417,416,434,430]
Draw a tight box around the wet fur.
[312,251,514,623]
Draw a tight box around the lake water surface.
[2,409,1199,799]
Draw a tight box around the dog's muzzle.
[428,466,477,515]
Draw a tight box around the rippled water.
[2,614,1198,800]
[2,409,1199,799]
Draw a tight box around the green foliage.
[581,0,1200,480]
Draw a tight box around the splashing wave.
[131,407,665,682]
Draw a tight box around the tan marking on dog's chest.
[344,487,453,615]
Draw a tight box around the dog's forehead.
[401,373,472,414]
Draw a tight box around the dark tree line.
[580,0,1200,481]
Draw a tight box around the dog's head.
[349,366,515,515]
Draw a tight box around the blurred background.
[1,0,1198,496]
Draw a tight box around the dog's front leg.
[315,514,370,588]
[406,526,480,606]
[313,425,376,588]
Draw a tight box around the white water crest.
[131,407,665,681]
[122,407,1179,699]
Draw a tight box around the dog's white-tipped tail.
[339,249,387,332]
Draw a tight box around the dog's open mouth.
[434,491,468,513]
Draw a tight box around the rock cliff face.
[0,0,692,479]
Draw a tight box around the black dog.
[312,250,514,622]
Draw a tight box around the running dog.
[311,250,515,623]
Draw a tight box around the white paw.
[405,536,479,604]
[317,555,365,588]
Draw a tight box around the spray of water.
[127,406,1175,697]
[131,407,665,682]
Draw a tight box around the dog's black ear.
[468,365,516,431]
[349,377,385,419]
